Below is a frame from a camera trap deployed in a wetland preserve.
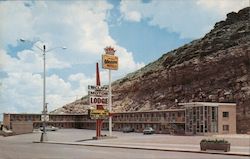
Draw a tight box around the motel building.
[2,102,236,135]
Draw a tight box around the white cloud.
[0,49,70,73]
[1,72,43,113]
[120,0,249,39]
[0,72,76,113]
[0,1,35,47]
[126,11,141,22]
[196,0,249,16]
[68,73,95,96]
[61,1,115,56]
[115,46,145,74]
[120,1,142,22]
[0,0,144,68]
[69,73,86,82]
[0,1,145,115]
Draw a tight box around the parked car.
[40,126,58,131]
[122,127,134,133]
[143,127,155,135]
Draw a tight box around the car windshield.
[145,127,152,130]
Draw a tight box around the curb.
[33,141,250,157]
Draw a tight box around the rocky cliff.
[52,7,250,133]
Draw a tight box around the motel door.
[192,125,196,135]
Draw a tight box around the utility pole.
[41,45,47,142]
[20,39,66,142]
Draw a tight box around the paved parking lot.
[0,129,249,158]
[31,129,250,147]
[0,129,250,158]
[1,129,249,146]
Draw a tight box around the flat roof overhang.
[178,102,236,107]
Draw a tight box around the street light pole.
[20,39,66,142]
[41,45,47,142]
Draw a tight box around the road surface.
[0,129,249,159]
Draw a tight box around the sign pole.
[108,69,112,136]
[102,46,118,137]
[96,63,102,139]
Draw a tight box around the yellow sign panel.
[102,54,118,70]
[89,109,109,119]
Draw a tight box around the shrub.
[200,139,229,144]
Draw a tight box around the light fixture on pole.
[20,39,66,142]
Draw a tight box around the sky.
[0,0,249,120]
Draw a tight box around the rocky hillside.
[52,7,250,133]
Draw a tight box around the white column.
[184,108,186,134]
[203,106,205,135]
[108,69,112,136]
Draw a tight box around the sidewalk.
[37,140,250,157]
[33,130,250,157]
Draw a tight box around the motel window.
[165,113,168,117]
[223,125,229,131]
[223,112,229,118]
[212,107,215,120]
[178,112,181,117]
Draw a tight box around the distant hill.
[52,7,250,133]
